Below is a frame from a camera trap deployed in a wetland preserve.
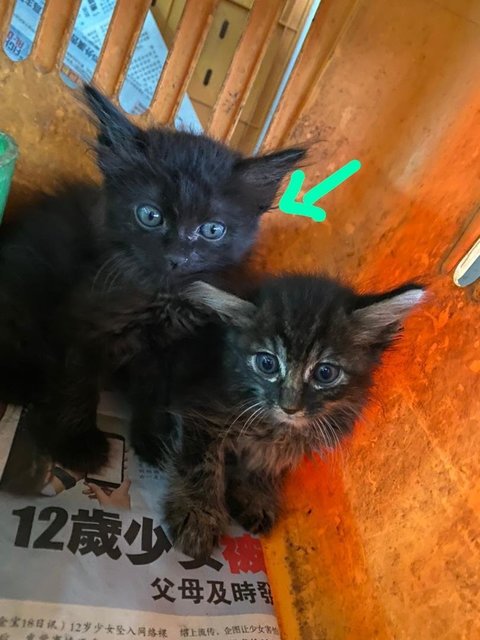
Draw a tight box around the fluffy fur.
[161,275,425,558]
[0,85,304,471]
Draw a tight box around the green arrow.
[279,159,362,222]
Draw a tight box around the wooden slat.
[93,0,151,98]
[149,0,218,124]
[32,0,81,74]
[0,0,16,45]
[260,0,360,151]
[208,0,286,142]
[279,0,313,30]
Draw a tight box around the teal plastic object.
[0,132,18,223]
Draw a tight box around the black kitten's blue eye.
[255,352,279,376]
[135,204,164,229]
[314,363,341,385]
[198,221,226,240]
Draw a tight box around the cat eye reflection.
[198,221,226,240]
[135,204,164,229]
[313,363,341,385]
[254,352,279,376]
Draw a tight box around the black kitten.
[0,85,304,471]
[161,276,425,559]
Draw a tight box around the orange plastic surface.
[254,1,480,638]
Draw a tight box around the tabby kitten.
[163,275,425,559]
[0,85,304,471]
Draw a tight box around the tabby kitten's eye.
[313,363,341,385]
[254,352,279,376]
[198,221,226,240]
[135,204,164,229]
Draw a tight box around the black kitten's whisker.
[106,255,134,294]
[103,254,128,295]
[103,259,124,294]
[91,254,119,293]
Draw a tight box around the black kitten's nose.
[167,256,188,271]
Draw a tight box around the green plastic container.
[0,131,18,223]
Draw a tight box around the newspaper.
[4,0,202,129]
[0,396,280,640]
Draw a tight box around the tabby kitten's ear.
[83,84,144,176]
[233,148,306,214]
[183,282,257,328]
[352,284,425,350]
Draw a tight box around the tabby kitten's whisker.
[237,406,265,441]
[228,401,263,432]
[222,402,263,444]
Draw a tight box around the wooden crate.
[151,0,315,150]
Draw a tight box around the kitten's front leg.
[164,428,227,560]
[130,405,175,467]
[128,353,174,466]
[226,467,284,536]
[33,347,108,473]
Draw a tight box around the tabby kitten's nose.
[282,406,299,415]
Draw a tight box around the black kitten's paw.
[53,429,109,473]
[165,501,226,560]
[131,431,167,466]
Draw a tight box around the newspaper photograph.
[0,397,280,640]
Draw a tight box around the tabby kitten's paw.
[235,504,278,535]
[54,428,109,473]
[228,490,280,535]
[165,501,227,560]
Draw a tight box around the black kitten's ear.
[352,284,425,349]
[233,147,306,214]
[83,84,143,175]
[182,281,257,328]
